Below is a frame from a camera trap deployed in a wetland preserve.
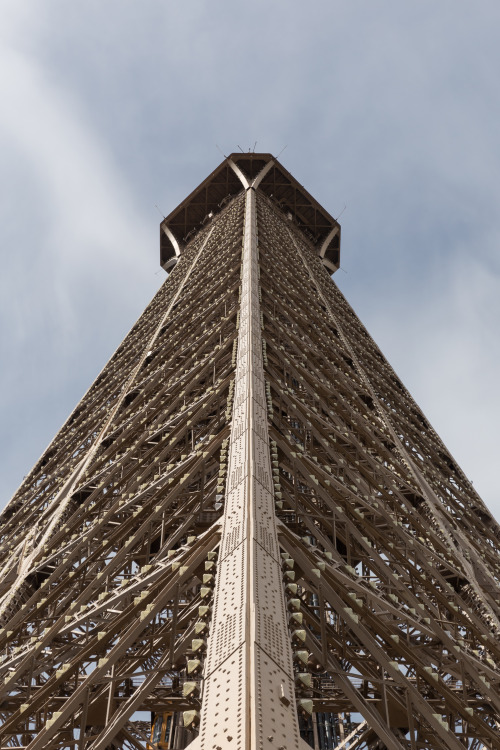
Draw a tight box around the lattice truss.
[0,195,244,750]
[257,194,500,749]
[0,161,500,750]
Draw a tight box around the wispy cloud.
[0,14,157,502]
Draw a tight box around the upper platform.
[160,153,341,273]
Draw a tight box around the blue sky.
[1,1,500,518]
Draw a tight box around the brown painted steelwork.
[0,156,500,750]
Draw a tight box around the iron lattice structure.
[1,154,500,750]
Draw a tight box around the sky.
[1,1,500,520]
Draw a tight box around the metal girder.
[194,182,305,750]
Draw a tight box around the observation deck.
[160,152,341,273]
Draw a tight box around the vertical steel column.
[197,188,302,750]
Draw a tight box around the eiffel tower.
[1,153,500,750]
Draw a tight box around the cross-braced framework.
[1,154,500,750]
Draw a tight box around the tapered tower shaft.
[1,153,500,750]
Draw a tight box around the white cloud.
[0,22,158,504]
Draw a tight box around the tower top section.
[160,152,341,273]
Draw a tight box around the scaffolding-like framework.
[1,154,500,750]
